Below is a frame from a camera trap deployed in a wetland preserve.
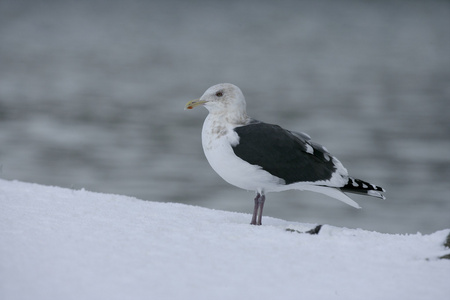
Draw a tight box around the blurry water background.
[1,0,449,234]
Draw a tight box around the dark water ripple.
[1,0,449,233]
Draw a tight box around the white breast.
[201,114,283,193]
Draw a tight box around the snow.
[1,179,449,300]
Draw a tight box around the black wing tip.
[342,177,386,199]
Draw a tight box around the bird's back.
[232,121,348,186]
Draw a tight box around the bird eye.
[215,91,223,97]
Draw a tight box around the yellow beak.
[185,99,207,110]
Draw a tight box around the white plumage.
[186,83,385,225]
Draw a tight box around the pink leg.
[250,193,266,226]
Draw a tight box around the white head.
[185,83,248,123]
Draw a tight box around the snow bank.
[1,179,449,300]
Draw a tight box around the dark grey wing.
[290,131,311,141]
[232,122,338,184]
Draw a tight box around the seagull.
[185,83,385,225]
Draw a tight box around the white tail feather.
[294,185,362,209]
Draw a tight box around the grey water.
[1,0,449,234]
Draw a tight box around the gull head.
[185,84,247,120]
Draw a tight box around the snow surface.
[1,179,449,300]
